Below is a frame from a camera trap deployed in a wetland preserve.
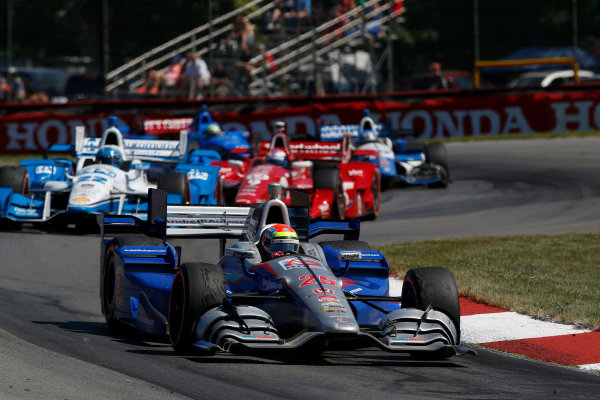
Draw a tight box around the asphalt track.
[0,137,599,399]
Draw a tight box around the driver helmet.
[266,148,288,167]
[260,224,299,259]
[360,129,377,143]
[204,123,224,137]
[96,145,124,167]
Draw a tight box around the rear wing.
[143,118,194,135]
[75,126,188,163]
[319,123,384,142]
[259,135,353,163]
[308,220,361,241]
[100,189,251,241]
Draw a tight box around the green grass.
[375,233,600,331]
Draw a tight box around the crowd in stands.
[133,0,405,99]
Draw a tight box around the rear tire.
[313,168,345,220]
[168,263,226,354]
[158,172,190,204]
[365,173,380,220]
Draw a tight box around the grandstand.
[104,0,405,99]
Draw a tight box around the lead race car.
[0,117,221,228]
[319,111,449,188]
[99,184,475,359]
[233,130,381,220]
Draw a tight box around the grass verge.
[375,232,600,331]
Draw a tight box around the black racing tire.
[401,267,461,346]
[401,140,427,154]
[188,141,200,154]
[365,173,381,220]
[313,168,338,189]
[313,168,345,220]
[215,175,223,205]
[157,172,190,204]
[102,236,165,331]
[0,166,29,194]
[426,143,450,188]
[168,262,226,354]
[0,166,29,230]
[318,240,372,251]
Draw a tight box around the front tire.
[168,263,226,354]
[401,266,461,345]
[426,143,449,188]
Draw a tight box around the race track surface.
[0,137,599,399]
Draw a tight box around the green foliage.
[376,233,600,330]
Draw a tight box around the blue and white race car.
[0,118,221,229]
[319,112,449,189]
[98,184,474,359]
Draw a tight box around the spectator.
[137,54,184,95]
[224,13,254,53]
[181,51,211,99]
[392,0,405,19]
[210,62,234,97]
[26,92,50,103]
[268,0,284,29]
[284,0,312,27]
[0,75,9,101]
[7,67,26,101]
[251,44,278,74]
[428,62,449,90]
[233,47,255,95]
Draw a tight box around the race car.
[99,184,474,359]
[319,112,449,189]
[233,131,381,220]
[0,118,221,229]
[142,107,253,202]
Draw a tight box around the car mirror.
[225,248,256,258]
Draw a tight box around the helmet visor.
[270,239,299,254]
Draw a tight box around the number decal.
[299,275,336,287]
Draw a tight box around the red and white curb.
[390,279,600,371]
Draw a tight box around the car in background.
[508,69,598,88]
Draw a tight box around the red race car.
[233,132,381,220]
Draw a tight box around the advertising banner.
[1,90,600,153]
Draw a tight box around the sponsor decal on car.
[348,169,364,177]
[187,170,209,180]
[313,288,335,294]
[35,165,56,175]
[279,258,323,270]
[318,295,340,303]
[13,207,40,216]
[322,304,347,313]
